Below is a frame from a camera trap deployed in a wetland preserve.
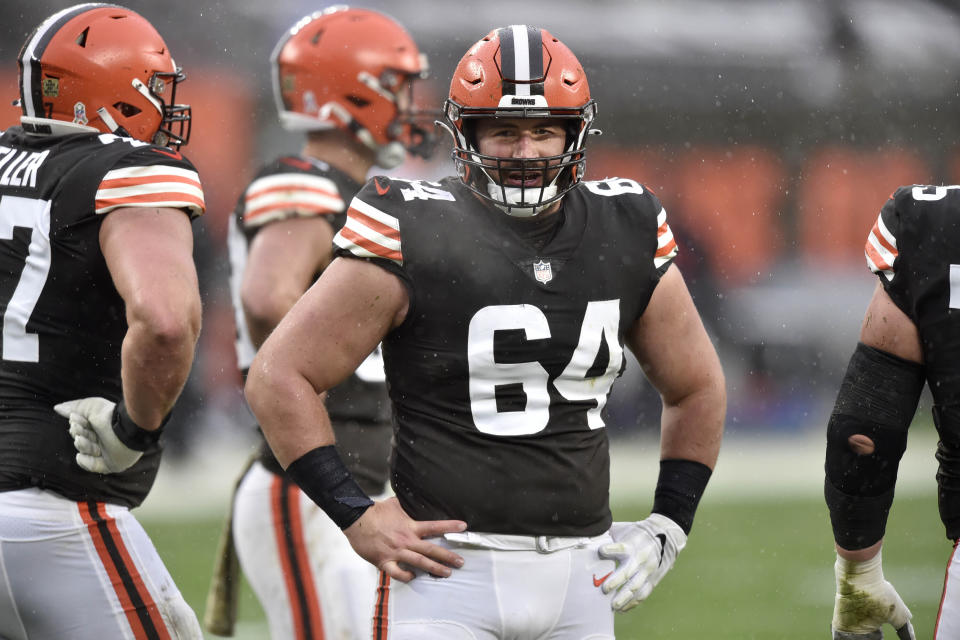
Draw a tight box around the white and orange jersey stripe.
[333,197,403,264]
[654,207,678,269]
[95,165,204,217]
[865,212,898,279]
[242,173,344,228]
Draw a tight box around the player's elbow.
[245,349,279,422]
[242,290,294,339]
[672,354,726,410]
[241,281,301,345]
[711,365,727,411]
[128,290,202,354]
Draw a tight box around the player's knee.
[847,434,875,456]
[826,416,906,497]
[825,343,921,498]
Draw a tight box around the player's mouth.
[503,171,542,187]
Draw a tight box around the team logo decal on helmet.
[73,102,88,126]
[440,25,600,217]
[271,6,439,169]
[17,3,192,148]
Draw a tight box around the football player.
[246,25,725,638]
[826,184,960,639]
[209,7,437,639]
[0,4,204,639]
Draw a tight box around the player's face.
[474,118,567,187]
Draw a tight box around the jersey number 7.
[0,195,52,363]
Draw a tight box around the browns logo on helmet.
[271,6,438,169]
[441,25,599,217]
[17,3,191,148]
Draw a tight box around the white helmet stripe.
[511,25,531,96]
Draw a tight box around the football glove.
[55,397,143,474]
[598,513,687,612]
[832,551,915,640]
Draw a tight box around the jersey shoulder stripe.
[96,164,204,217]
[579,179,678,271]
[865,211,897,278]
[242,172,344,228]
[333,196,402,263]
[654,206,678,268]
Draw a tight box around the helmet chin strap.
[96,107,132,138]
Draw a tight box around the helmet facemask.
[358,63,440,168]
[443,99,597,217]
[144,67,191,148]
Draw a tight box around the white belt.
[443,530,608,553]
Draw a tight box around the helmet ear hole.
[345,95,370,108]
[114,102,141,117]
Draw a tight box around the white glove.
[598,513,687,612]
[54,397,143,474]
[832,551,915,640]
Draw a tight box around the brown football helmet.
[272,6,437,168]
[17,3,191,148]
[442,25,598,216]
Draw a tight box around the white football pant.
[373,531,618,639]
[0,487,201,640]
[233,460,381,640]
[937,539,960,638]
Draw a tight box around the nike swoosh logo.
[374,178,390,196]
[152,148,183,161]
[593,571,613,587]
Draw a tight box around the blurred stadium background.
[2,0,959,637]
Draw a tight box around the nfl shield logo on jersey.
[533,260,553,284]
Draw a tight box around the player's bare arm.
[859,281,923,365]
[627,264,725,469]
[241,216,335,348]
[596,264,724,612]
[100,205,201,430]
[246,256,467,581]
[247,256,407,464]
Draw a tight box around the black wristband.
[112,400,165,452]
[285,445,374,529]
[652,458,712,535]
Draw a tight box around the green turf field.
[143,489,947,639]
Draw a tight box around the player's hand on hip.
[598,514,687,612]
[832,551,915,640]
[54,397,142,474]
[344,496,466,583]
